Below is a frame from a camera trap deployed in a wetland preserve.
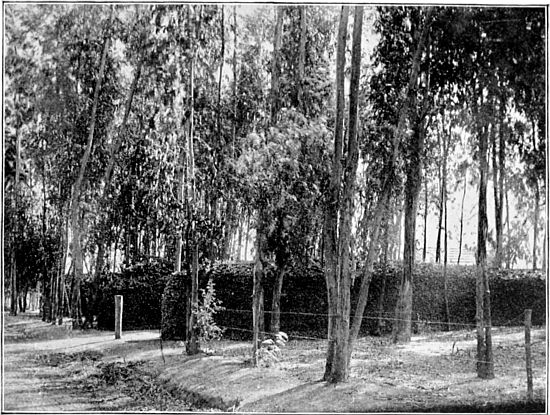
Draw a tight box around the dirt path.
[2,312,166,411]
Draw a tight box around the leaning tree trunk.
[351,6,433,352]
[475,113,495,379]
[322,5,349,382]
[69,29,110,329]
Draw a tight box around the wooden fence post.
[115,295,123,340]
[524,309,533,401]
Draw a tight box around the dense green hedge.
[85,259,173,330]
[160,271,189,340]
[86,260,545,339]
[205,262,545,339]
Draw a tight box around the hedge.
[86,260,545,340]
[84,258,173,330]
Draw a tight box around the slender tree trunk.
[11,121,21,316]
[351,6,433,351]
[442,124,450,330]
[492,120,503,268]
[457,170,467,264]
[476,113,495,379]
[231,6,238,158]
[297,6,307,113]
[270,6,283,121]
[323,5,349,382]
[393,123,425,343]
[186,6,201,355]
[260,5,284,345]
[69,26,110,329]
[435,141,443,264]
[327,6,363,382]
[504,174,511,269]
[422,179,428,262]
[532,183,540,270]
[392,11,433,344]
[252,221,267,366]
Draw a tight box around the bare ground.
[2,311,546,412]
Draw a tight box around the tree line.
[4,5,545,382]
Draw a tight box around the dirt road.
[2,312,162,411]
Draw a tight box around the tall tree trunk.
[435,140,443,264]
[323,5,349,382]
[11,119,21,316]
[442,132,450,331]
[297,6,307,114]
[392,10,433,344]
[231,6,238,158]
[270,6,283,121]
[532,182,539,270]
[492,120,503,268]
[531,118,539,270]
[504,174,511,269]
[252,222,267,365]
[393,122,426,343]
[326,6,363,383]
[260,4,284,350]
[476,113,495,379]
[457,169,467,264]
[422,179,428,262]
[350,6,433,351]
[70,29,110,328]
[186,6,201,355]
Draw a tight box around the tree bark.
[392,9,433,344]
[393,123,425,343]
[323,5,349,382]
[492,118,503,268]
[531,119,539,270]
[476,113,495,379]
[457,169,467,264]
[186,7,201,355]
[327,6,363,383]
[297,6,307,113]
[422,179,428,262]
[270,6,283,122]
[69,27,110,328]
[252,222,267,366]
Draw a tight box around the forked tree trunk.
[323,5,349,382]
[70,29,110,328]
[327,6,363,382]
